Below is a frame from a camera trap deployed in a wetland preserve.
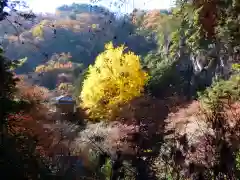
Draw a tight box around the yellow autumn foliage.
[32,24,43,38]
[35,62,73,73]
[32,20,50,38]
[80,42,149,120]
[58,83,74,93]
[35,65,46,72]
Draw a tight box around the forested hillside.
[2,3,156,74]
[1,0,240,180]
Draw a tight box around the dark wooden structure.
[54,95,76,114]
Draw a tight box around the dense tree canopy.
[1,0,240,179]
[80,42,149,119]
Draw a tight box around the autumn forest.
[1,0,240,179]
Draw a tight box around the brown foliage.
[9,80,61,157]
[142,10,162,30]
[158,95,240,179]
[8,111,54,157]
[165,101,207,143]
[16,79,49,101]
[104,95,189,156]
[193,0,217,38]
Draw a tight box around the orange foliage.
[16,79,49,103]
[142,10,162,30]
[53,62,72,69]
[35,62,73,73]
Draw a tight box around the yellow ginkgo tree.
[32,20,50,38]
[80,42,149,120]
[32,24,43,38]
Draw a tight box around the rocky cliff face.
[167,32,234,94]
